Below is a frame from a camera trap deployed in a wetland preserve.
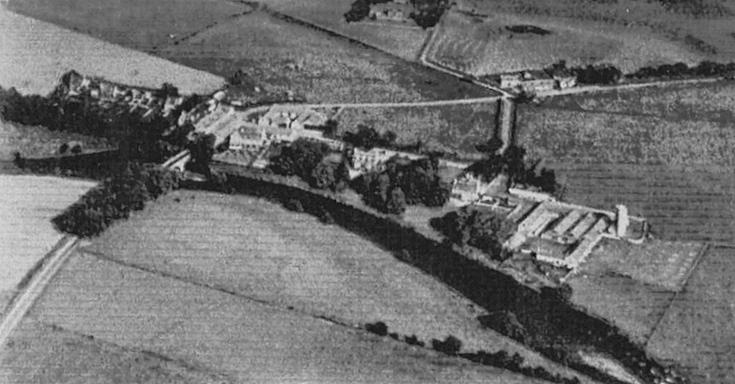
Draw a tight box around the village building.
[348,147,423,179]
[546,67,577,89]
[257,105,328,131]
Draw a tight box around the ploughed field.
[79,190,588,382]
[541,81,735,125]
[428,9,700,75]
[545,162,735,244]
[646,246,735,384]
[7,250,547,384]
[516,106,735,166]
[257,0,430,61]
[155,10,492,104]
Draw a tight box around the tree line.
[52,164,181,237]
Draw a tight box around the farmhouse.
[257,105,328,130]
[348,147,423,179]
[546,67,577,89]
[449,172,499,206]
[498,70,558,93]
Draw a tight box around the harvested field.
[516,106,735,166]
[0,119,113,161]
[0,174,95,312]
[457,0,735,65]
[259,0,429,61]
[82,189,591,382]
[156,11,493,104]
[546,162,735,243]
[0,318,232,384]
[336,103,498,155]
[26,251,552,384]
[6,0,249,51]
[646,246,735,384]
[541,81,735,124]
[0,5,224,96]
[428,9,701,76]
[581,239,705,291]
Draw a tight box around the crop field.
[457,0,735,66]
[545,162,735,244]
[542,81,735,124]
[0,6,224,96]
[581,239,706,292]
[6,0,249,51]
[0,318,231,384]
[24,250,552,384]
[427,9,701,76]
[0,174,95,313]
[80,190,591,382]
[566,273,674,345]
[258,0,429,61]
[0,119,113,161]
[156,11,492,104]
[646,246,735,384]
[516,106,735,166]
[336,103,498,155]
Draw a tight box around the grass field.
[0,5,224,96]
[0,318,232,384]
[581,239,705,291]
[0,119,113,161]
[516,106,735,166]
[544,163,735,244]
[22,250,553,384]
[541,81,735,124]
[259,0,429,61]
[156,10,491,104]
[427,9,702,76]
[80,189,592,382]
[568,269,676,350]
[646,246,735,384]
[456,0,735,67]
[336,103,498,155]
[6,0,249,51]
[0,175,95,312]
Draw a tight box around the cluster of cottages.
[451,173,647,272]
[369,0,414,22]
[59,71,187,120]
[498,67,577,94]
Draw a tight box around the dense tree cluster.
[268,139,350,192]
[342,124,397,150]
[52,164,181,237]
[628,60,735,80]
[410,0,451,29]
[544,60,621,85]
[468,141,561,196]
[429,206,516,260]
[356,156,450,215]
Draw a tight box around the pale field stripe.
[0,5,225,95]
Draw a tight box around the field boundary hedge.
[203,163,667,384]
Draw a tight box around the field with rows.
[156,10,491,104]
[22,251,544,384]
[542,81,735,124]
[646,246,735,384]
[516,106,735,166]
[427,9,701,76]
[456,0,735,66]
[545,162,735,244]
[258,0,429,61]
[336,103,498,156]
[79,189,588,382]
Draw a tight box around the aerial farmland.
[2,0,735,383]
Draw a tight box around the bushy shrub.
[284,199,305,213]
[365,321,388,336]
[430,206,517,260]
[404,334,424,347]
[269,139,349,192]
[431,335,462,355]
